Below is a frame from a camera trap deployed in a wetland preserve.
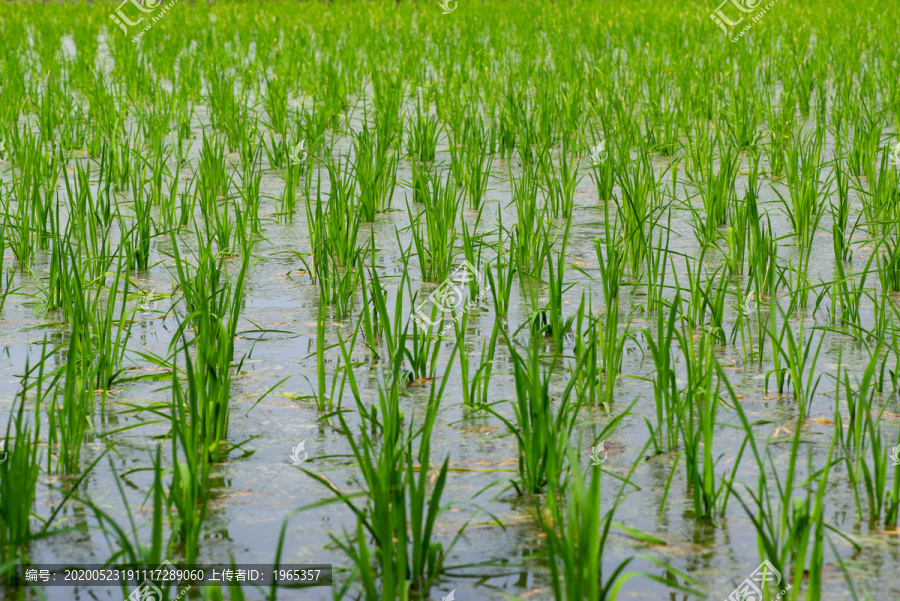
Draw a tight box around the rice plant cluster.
[0,0,899,600]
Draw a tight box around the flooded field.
[0,1,899,600]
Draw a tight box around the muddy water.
[1,99,899,601]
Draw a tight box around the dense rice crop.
[1,0,900,600]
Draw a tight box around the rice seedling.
[167,343,215,564]
[0,390,42,572]
[462,117,495,210]
[485,220,517,319]
[694,134,738,246]
[765,305,825,419]
[614,149,666,276]
[405,96,439,164]
[407,169,461,283]
[486,335,586,496]
[539,445,700,600]
[773,129,829,252]
[355,120,399,222]
[301,333,463,598]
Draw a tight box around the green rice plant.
[680,252,727,341]
[684,121,716,183]
[123,173,153,271]
[447,116,468,188]
[486,336,586,496]
[877,235,900,292]
[48,325,95,475]
[460,213,485,300]
[725,153,759,275]
[542,149,581,218]
[405,313,443,381]
[764,91,794,178]
[371,67,405,149]
[782,250,816,313]
[859,144,900,237]
[587,219,635,409]
[275,151,303,223]
[773,129,829,251]
[542,220,576,344]
[722,356,838,601]
[509,160,550,274]
[167,342,215,564]
[694,136,738,246]
[321,155,363,268]
[674,326,738,521]
[355,121,399,221]
[571,296,601,411]
[644,85,681,156]
[106,134,136,192]
[235,156,264,237]
[792,56,819,119]
[466,317,502,407]
[263,74,289,132]
[405,96,439,163]
[407,169,460,283]
[462,117,494,210]
[263,131,290,171]
[65,162,116,279]
[0,380,42,573]
[587,132,616,201]
[539,444,699,601]
[359,239,406,365]
[765,305,824,419]
[91,256,133,391]
[614,149,665,275]
[485,219,516,319]
[843,102,882,177]
[169,235,249,456]
[409,158,430,206]
[841,345,900,526]
[358,251,390,357]
[831,151,853,262]
[302,333,463,597]
[299,166,362,317]
[644,209,673,312]
[573,294,632,413]
[747,211,780,298]
[724,80,761,150]
[452,308,476,406]
[496,101,517,160]
[830,248,874,332]
[641,294,680,452]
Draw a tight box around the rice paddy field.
[1,0,900,599]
